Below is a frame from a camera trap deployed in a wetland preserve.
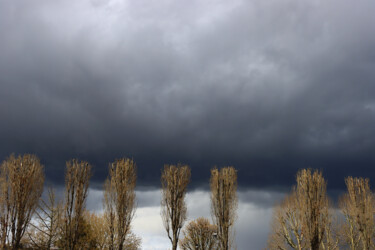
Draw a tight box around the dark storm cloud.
[1,0,375,189]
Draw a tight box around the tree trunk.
[311,236,320,250]
[172,237,178,250]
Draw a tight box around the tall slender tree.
[0,154,45,249]
[296,169,333,250]
[267,169,337,250]
[210,166,237,250]
[104,158,137,250]
[62,159,91,250]
[161,164,191,250]
[339,177,375,250]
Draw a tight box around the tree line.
[2,154,373,250]
[0,154,238,250]
[0,155,142,250]
[267,169,375,250]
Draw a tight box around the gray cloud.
[1,0,375,189]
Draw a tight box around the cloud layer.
[1,0,375,189]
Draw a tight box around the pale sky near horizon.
[83,188,282,249]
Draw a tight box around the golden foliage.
[25,187,62,249]
[339,177,375,250]
[267,191,305,250]
[7,153,375,250]
[179,217,218,250]
[84,211,109,249]
[104,158,137,250]
[267,169,338,250]
[59,211,141,250]
[121,231,142,250]
[0,154,45,249]
[296,169,330,250]
[210,166,237,250]
[61,159,92,250]
[161,164,191,250]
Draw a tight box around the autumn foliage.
[267,169,375,250]
[161,164,191,250]
[339,177,375,250]
[179,217,218,250]
[267,169,335,250]
[104,158,137,250]
[2,153,375,250]
[0,154,45,249]
[210,166,238,250]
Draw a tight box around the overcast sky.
[1,0,375,248]
[1,0,375,189]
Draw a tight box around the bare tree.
[179,217,218,250]
[267,169,336,250]
[122,231,142,250]
[339,177,375,250]
[85,211,141,250]
[267,191,305,250]
[322,209,339,250]
[161,164,191,250]
[0,154,45,249]
[83,211,109,249]
[26,187,62,250]
[210,166,237,250]
[0,164,7,248]
[296,169,331,250]
[62,159,92,250]
[104,179,116,250]
[104,158,137,250]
